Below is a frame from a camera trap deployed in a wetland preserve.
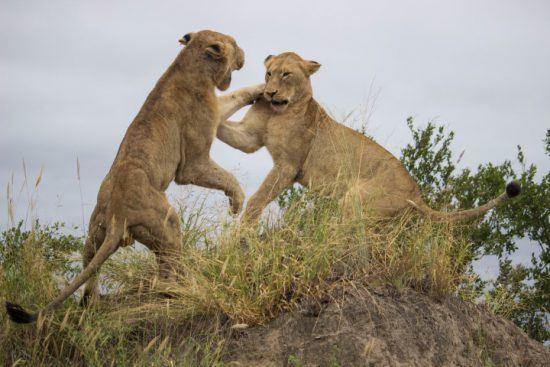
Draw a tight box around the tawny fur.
[218,52,520,224]
[6,30,264,323]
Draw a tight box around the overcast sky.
[1,0,549,278]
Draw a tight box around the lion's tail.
[5,218,123,324]
[407,181,521,222]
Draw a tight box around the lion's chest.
[265,116,313,163]
[184,104,219,150]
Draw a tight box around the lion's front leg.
[242,164,299,224]
[178,158,245,214]
[218,84,265,121]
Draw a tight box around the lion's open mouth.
[217,73,232,91]
[271,99,289,107]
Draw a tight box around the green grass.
[0,193,472,366]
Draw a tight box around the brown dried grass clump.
[1,191,470,366]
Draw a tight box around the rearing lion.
[217,52,521,223]
[6,30,263,323]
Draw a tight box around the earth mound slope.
[225,286,549,367]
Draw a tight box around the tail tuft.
[506,181,521,198]
[5,302,37,324]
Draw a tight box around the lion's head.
[263,52,321,112]
[179,30,244,91]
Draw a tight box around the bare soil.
[225,286,549,367]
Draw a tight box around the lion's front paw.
[248,83,265,103]
[229,187,245,215]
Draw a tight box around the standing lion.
[6,30,263,323]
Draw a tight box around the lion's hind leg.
[346,179,410,217]
[129,192,183,281]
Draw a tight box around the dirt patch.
[225,286,549,366]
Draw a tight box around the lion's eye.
[282,72,291,78]
[266,71,272,77]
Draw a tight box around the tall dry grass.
[1,188,472,366]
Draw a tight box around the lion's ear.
[304,60,321,76]
[205,42,225,60]
[264,55,274,67]
[179,32,195,46]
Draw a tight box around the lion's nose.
[266,90,278,98]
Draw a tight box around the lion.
[217,52,521,224]
[6,30,264,323]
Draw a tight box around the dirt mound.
[225,286,549,366]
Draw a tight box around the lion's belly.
[299,152,351,197]
[299,127,368,191]
[301,126,421,202]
